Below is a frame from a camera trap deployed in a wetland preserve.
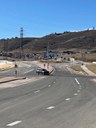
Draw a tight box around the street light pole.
[46,42,49,59]
[46,42,49,68]
[20,27,23,59]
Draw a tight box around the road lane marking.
[65,98,71,101]
[6,121,22,127]
[74,93,78,96]
[48,85,51,87]
[24,69,34,74]
[53,82,55,83]
[34,90,40,93]
[46,106,55,110]
[75,78,80,85]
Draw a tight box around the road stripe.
[65,98,71,101]
[48,85,51,87]
[74,93,78,96]
[6,121,22,127]
[47,106,55,110]
[34,90,40,93]
[75,78,80,85]
[24,69,34,74]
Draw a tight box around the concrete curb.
[0,77,26,84]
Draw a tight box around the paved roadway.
[0,62,96,128]
[0,61,38,78]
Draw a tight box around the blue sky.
[0,0,96,38]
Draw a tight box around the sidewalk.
[0,76,26,84]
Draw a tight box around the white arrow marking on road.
[47,106,55,110]
[75,78,80,85]
[6,121,22,127]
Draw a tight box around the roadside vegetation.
[70,64,86,74]
[0,63,15,71]
[86,64,96,74]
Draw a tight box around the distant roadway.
[0,62,96,128]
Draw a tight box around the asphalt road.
[0,61,38,78]
[0,63,96,128]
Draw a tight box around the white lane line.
[46,106,55,110]
[65,98,71,101]
[24,69,34,74]
[74,93,78,96]
[34,90,40,93]
[53,81,55,83]
[6,120,22,127]
[48,85,51,87]
[75,78,80,85]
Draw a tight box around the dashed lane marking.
[65,98,71,101]
[24,69,34,74]
[6,121,22,127]
[34,90,40,93]
[48,85,51,87]
[75,78,80,85]
[74,93,78,96]
[46,106,55,110]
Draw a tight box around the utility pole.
[46,42,49,59]
[3,39,5,59]
[46,42,49,68]
[6,39,8,60]
[20,27,23,59]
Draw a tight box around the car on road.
[36,68,49,75]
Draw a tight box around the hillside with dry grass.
[0,30,96,53]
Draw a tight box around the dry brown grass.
[86,64,96,74]
[0,64,15,71]
[81,53,96,62]
[70,65,85,72]
[64,53,96,62]
[40,59,67,63]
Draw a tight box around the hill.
[0,30,96,53]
